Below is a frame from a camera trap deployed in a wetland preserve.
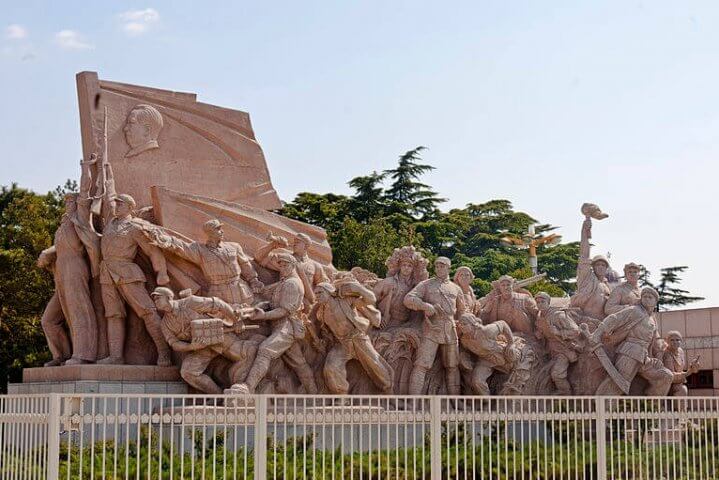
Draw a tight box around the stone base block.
[22,364,181,383]
[8,380,188,395]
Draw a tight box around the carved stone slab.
[76,71,282,210]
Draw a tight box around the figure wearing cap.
[96,160,172,366]
[311,280,393,395]
[534,292,583,395]
[150,287,260,394]
[479,275,539,335]
[149,218,263,305]
[591,287,673,396]
[231,252,318,395]
[255,232,328,305]
[662,331,700,397]
[604,262,642,315]
[569,212,612,322]
[404,257,466,395]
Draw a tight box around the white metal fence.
[1,393,718,479]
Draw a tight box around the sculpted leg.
[56,267,97,363]
[323,345,351,395]
[181,349,221,394]
[98,282,126,364]
[469,362,494,395]
[40,293,71,366]
[595,354,640,396]
[353,336,394,394]
[551,355,572,395]
[639,359,673,396]
[237,330,291,393]
[408,338,439,395]
[283,342,319,394]
[119,282,172,366]
[441,343,461,395]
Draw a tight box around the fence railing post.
[254,395,267,480]
[430,396,442,480]
[595,396,607,480]
[46,393,61,480]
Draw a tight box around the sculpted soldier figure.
[569,214,611,323]
[457,313,535,395]
[404,256,465,395]
[480,275,539,335]
[312,281,393,394]
[151,287,259,393]
[534,292,583,395]
[150,219,263,305]
[97,162,172,365]
[231,253,318,394]
[39,157,101,365]
[604,262,642,315]
[454,266,481,315]
[373,246,429,329]
[591,287,673,396]
[662,331,700,397]
[255,232,328,305]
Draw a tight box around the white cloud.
[118,8,160,36]
[5,24,27,40]
[55,30,93,50]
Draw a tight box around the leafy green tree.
[328,217,418,276]
[0,183,73,392]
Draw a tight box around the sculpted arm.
[604,288,625,315]
[254,235,286,270]
[134,226,169,285]
[455,288,467,319]
[161,323,201,353]
[403,282,432,313]
[496,320,514,344]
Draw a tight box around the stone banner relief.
[32,72,698,397]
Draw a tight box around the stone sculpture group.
[37,72,700,397]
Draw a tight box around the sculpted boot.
[408,366,428,395]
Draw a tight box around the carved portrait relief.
[123,104,163,158]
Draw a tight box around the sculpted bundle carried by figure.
[151,287,260,394]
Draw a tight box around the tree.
[382,146,446,220]
[641,266,704,311]
[346,171,387,222]
[0,182,74,392]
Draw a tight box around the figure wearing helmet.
[150,287,260,394]
[149,218,264,305]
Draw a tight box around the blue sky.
[1,1,717,307]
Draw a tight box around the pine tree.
[382,146,445,219]
[641,265,704,311]
[347,171,386,222]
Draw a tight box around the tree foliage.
[0,182,73,392]
[641,265,704,311]
[279,146,581,298]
